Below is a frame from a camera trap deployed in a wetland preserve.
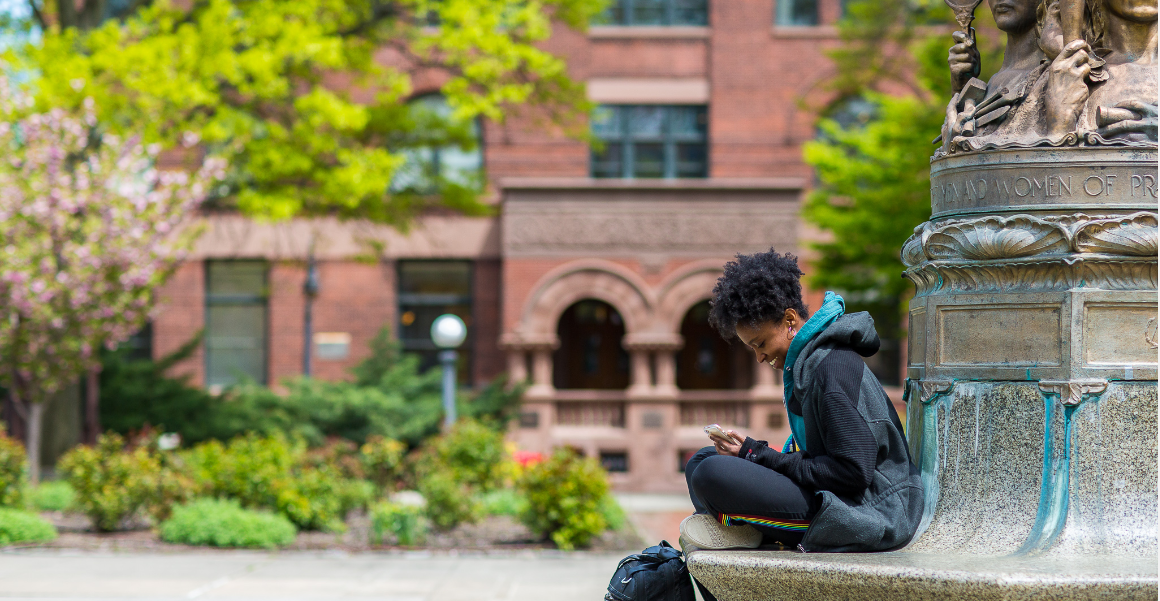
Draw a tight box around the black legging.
[684,446,818,548]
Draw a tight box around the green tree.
[4,0,606,225]
[801,0,1005,349]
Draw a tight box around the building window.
[120,323,153,362]
[591,105,708,179]
[598,0,708,25]
[600,451,630,473]
[205,261,268,388]
[775,0,818,26]
[390,95,483,194]
[397,260,473,384]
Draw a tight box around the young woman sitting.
[679,249,924,559]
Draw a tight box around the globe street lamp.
[431,314,467,430]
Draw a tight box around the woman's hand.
[1045,40,1094,136]
[712,430,745,457]
[948,30,980,94]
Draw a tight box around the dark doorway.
[554,300,630,390]
[676,301,753,390]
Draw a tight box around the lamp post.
[303,250,320,377]
[431,314,467,430]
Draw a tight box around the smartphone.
[704,424,729,441]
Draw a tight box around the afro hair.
[708,248,810,339]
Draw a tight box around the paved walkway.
[0,549,626,601]
[0,495,697,601]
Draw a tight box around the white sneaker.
[679,514,762,552]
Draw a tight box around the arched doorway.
[676,301,753,390]
[553,300,630,389]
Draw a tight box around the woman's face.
[735,309,802,370]
[1104,0,1158,21]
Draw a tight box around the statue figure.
[1081,0,1157,141]
[939,0,1157,152]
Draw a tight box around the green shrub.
[518,450,611,550]
[160,498,296,549]
[478,488,528,517]
[58,433,189,531]
[182,434,369,532]
[597,493,627,532]
[31,481,74,512]
[428,419,507,492]
[370,501,428,546]
[101,328,522,448]
[0,507,57,545]
[360,436,406,491]
[0,430,26,508]
[417,469,478,531]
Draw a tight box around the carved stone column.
[527,347,555,400]
[506,350,528,387]
[501,334,559,401]
[653,349,679,398]
[623,333,683,398]
[751,361,779,401]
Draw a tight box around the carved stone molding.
[1038,380,1109,407]
[904,212,1158,267]
[905,256,1158,296]
[925,215,1070,261]
[917,379,956,405]
[1074,212,1159,257]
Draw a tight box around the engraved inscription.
[929,155,1159,217]
[1084,304,1159,365]
[938,305,1062,366]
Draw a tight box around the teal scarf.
[780,291,845,454]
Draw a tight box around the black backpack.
[604,541,696,601]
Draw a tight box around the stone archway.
[517,260,654,343]
[508,260,655,398]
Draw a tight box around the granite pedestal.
[687,147,1158,599]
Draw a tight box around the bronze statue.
[939,0,1157,153]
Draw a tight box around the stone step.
[687,549,1158,601]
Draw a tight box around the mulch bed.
[16,510,644,554]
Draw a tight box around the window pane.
[206,304,267,387]
[632,143,665,177]
[591,106,622,139]
[591,145,624,178]
[207,261,265,297]
[629,106,665,139]
[398,261,474,385]
[669,106,707,139]
[598,0,626,24]
[390,95,481,193]
[399,261,472,296]
[776,0,818,26]
[675,143,708,177]
[632,0,666,24]
[673,0,708,25]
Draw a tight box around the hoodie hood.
[792,311,881,402]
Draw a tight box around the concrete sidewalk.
[0,549,625,601]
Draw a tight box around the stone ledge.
[687,550,1158,601]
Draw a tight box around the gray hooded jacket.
[792,312,924,552]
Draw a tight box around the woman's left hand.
[713,430,745,457]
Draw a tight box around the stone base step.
[687,550,1158,601]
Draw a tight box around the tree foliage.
[5,0,607,225]
[0,78,222,482]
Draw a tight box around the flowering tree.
[0,79,225,484]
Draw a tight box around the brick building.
[150,0,894,493]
